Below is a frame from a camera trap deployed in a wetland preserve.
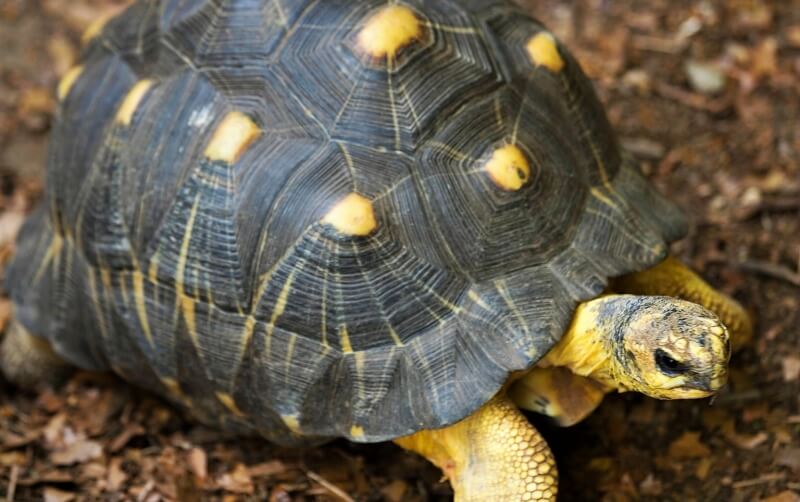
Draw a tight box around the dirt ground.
[0,0,798,500]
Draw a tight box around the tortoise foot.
[1,320,72,388]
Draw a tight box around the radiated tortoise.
[1,1,751,500]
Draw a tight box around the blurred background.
[0,0,798,500]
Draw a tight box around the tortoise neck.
[541,297,631,391]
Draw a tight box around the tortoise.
[0,1,752,500]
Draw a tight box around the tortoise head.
[609,296,730,399]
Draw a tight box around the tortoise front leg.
[394,395,557,502]
[1,320,72,388]
[509,366,608,427]
[610,255,752,349]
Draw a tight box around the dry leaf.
[781,355,800,382]
[16,86,55,117]
[752,37,778,78]
[109,423,145,452]
[247,460,287,478]
[187,447,207,481]
[0,209,24,249]
[639,474,662,496]
[43,487,76,502]
[788,25,800,48]
[695,457,713,480]
[702,407,728,429]
[107,457,127,491]
[0,451,26,466]
[743,402,769,423]
[218,463,254,495]
[380,480,409,502]
[668,432,711,459]
[269,485,293,502]
[721,420,769,450]
[760,491,800,502]
[51,438,103,465]
[775,448,800,472]
[42,413,68,448]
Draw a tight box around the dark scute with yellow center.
[6,0,686,444]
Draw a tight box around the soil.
[0,0,798,501]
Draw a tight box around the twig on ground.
[731,472,785,489]
[654,81,733,113]
[736,194,800,220]
[5,465,19,502]
[307,471,355,502]
[739,260,800,287]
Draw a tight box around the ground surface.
[0,0,798,500]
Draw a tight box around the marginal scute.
[484,144,531,191]
[204,111,261,163]
[350,425,365,439]
[526,32,564,73]
[357,5,422,59]
[322,193,377,237]
[161,377,182,396]
[116,79,155,125]
[215,392,245,417]
[81,12,113,45]
[282,414,301,433]
[57,66,84,101]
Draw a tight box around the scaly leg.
[395,395,557,501]
[610,256,752,349]
[1,320,72,388]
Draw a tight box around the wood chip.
[107,457,127,492]
[721,420,769,450]
[668,432,711,459]
[775,448,800,472]
[732,472,785,489]
[760,490,800,502]
[42,487,76,502]
[6,465,19,502]
[247,460,287,478]
[108,424,145,453]
[187,447,207,481]
[380,480,409,502]
[51,439,103,466]
[695,457,713,480]
[218,463,254,495]
[781,356,800,382]
[307,471,355,502]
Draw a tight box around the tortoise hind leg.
[395,395,557,501]
[610,255,752,349]
[1,320,72,388]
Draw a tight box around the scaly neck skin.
[540,300,627,392]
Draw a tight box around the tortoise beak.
[683,368,728,396]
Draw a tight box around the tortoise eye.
[655,349,688,375]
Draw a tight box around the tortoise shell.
[7,0,686,444]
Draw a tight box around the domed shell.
[6,0,686,444]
